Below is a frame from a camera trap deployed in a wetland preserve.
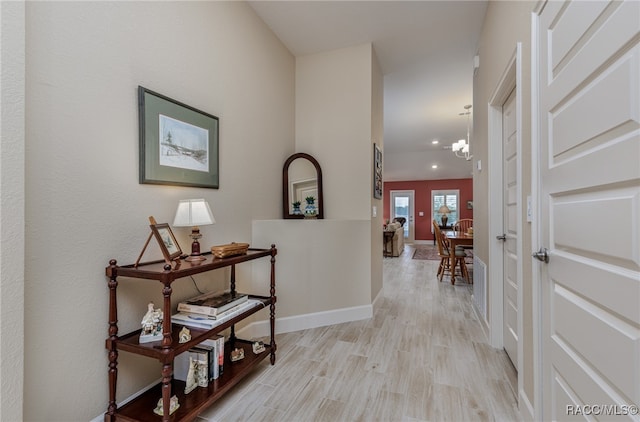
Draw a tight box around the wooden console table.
[104,246,277,421]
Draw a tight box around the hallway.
[199,244,519,421]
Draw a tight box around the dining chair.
[453,218,474,253]
[453,218,473,232]
[432,220,469,285]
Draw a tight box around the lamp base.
[186,230,206,261]
[441,215,448,227]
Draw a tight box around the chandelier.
[452,104,472,160]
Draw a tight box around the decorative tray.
[210,242,250,258]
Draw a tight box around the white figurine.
[184,357,198,394]
[140,302,163,343]
[153,395,179,416]
[178,326,191,343]
[252,340,265,354]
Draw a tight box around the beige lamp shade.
[438,205,451,214]
[173,199,215,227]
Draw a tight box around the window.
[432,190,459,226]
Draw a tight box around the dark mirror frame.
[283,153,324,219]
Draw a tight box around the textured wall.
[24,2,294,419]
[296,44,374,221]
[474,0,536,413]
[0,1,25,421]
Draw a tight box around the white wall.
[296,44,374,220]
[23,2,294,420]
[474,0,536,413]
[249,43,384,333]
[0,1,25,421]
[370,48,384,302]
[251,219,373,324]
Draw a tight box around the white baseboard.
[237,304,373,338]
[471,295,490,343]
[519,388,534,421]
[372,288,383,310]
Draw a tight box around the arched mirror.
[283,153,324,219]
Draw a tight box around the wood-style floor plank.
[198,244,519,421]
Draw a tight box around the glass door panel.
[390,190,415,243]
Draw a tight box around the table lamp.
[173,199,215,262]
[438,205,451,227]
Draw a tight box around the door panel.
[537,1,640,419]
[502,89,518,367]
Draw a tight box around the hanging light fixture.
[452,104,472,160]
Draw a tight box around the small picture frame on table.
[151,223,182,263]
[134,217,184,268]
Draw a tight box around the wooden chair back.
[432,220,449,257]
[453,218,473,232]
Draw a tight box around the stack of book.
[171,290,261,329]
[173,336,225,385]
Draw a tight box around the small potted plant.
[292,201,302,215]
[304,196,317,218]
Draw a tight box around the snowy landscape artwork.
[159,114,209,173]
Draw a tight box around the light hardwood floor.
[198,244,519,421]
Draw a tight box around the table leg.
[449,239,457,284]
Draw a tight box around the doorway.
[390,190,414,243]
[488,43,524,408]
[501,87,518,368]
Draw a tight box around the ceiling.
[248,0,487,181]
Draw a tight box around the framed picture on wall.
[373,143,383,199]
[467,200,473,210]
[138,86,219,188]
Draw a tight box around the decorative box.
[210,242,249,258]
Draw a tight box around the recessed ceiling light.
[432,140,439,144]
[431,164,438,169]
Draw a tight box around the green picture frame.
[138,86,219,189]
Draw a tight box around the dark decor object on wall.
[283,153,324,219]
[467,200,473,210]
[373,143,383,199]
[138,86,219,188]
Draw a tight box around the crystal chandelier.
[452,104,472,160]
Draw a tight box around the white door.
[502,88,518,368]
[536,1,640,419]
[390,190,415,243]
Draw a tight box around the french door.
[390,190,414,243]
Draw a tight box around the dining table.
[443,230,474,283]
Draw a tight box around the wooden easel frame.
[135,216,183,267]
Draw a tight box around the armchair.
[383,221,405,257]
